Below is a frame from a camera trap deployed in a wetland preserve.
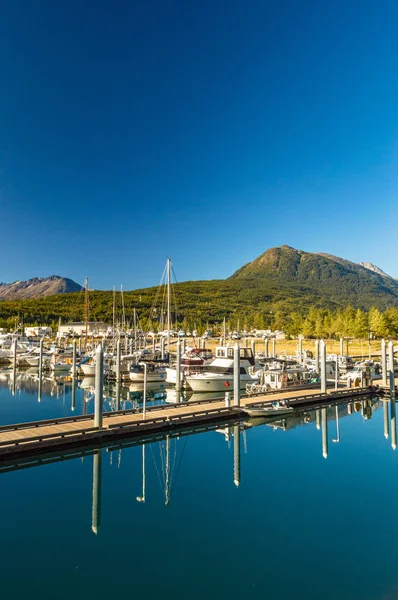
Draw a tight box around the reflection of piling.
[233,425,240,487]
[320,340,327,393]
[38,372,42,403]
[92,450,102,535]
[384,401,389,439]
[72,339,76,378]
[94,345,104,429]
[391,397,397,451]
[381,339,387,386]
[315,408,321,430]
[71,378,76,411]
[233,344,240,406]
[321,407,328,458]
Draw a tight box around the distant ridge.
[0,247,396,314]
[0,275,83,300]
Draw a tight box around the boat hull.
[129,371,166,383]
[81,364,96,376]
[185,375,258,392]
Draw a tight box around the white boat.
[243,401,294,418]
[50,360,72,372]
[130,363,166,383]
[246,365,317,395]
[81,362,96,376]
[165,348,213,385]
[185,346,259,392]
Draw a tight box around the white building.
[57,322,110,337]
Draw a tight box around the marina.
[0,366,398,599]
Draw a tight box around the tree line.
[0,288,397,339]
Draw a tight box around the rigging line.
[149,443,164,491]
[170,265,180,326]
[159,440,167,488]
[169,435,189,497]
[149,264,167,319]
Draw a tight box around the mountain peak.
[358,261,390,278]
[0,276,83,300]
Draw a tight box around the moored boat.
[185,346,259,392]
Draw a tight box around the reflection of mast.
[136,445,146,503]
[234,425,241,487]
[92,450,102,535]
[84,277,89,350]
[321,407,328,458]
[384,400,389,439]
[165,435,170,506]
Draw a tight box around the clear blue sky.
[1,0,397,289]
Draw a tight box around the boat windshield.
[206,365,248,375]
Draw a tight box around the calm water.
[0,369,398,599]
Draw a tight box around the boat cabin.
[260,367,316,390]
[215,346,255,366]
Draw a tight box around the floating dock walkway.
[0,384,381,461]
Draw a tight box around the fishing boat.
[185,346,259,392]
[246,364,318,395]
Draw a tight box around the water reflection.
[0,393,393,539]
[2,367,398,541]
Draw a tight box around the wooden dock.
[0,384,380,462]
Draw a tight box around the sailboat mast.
[121,285,125,332]
[85,277,89,349]
[165,434,170,506]
[133,308,137,349]
[112,286,116,333]
[167,258,171,355]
